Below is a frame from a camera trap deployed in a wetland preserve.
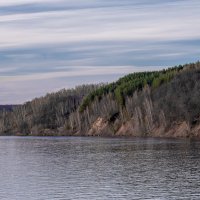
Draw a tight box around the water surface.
[0,137,199,200]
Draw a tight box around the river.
[0,137,199,200]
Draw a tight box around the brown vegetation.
[0,61,200,138]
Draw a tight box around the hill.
[0,105,18,111]
[0,61,200,138]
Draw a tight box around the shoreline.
[0,134,199,141]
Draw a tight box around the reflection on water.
[0,137,199,200]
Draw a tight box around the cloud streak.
[1,65,161,82]
[0,0,200,104]
[0,0,200,47]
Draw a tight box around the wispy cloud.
[0,0,54,6]
[1,65,161,82]
[0,0,200,47]
[0,0,200,104]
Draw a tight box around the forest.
[0,61,200,138]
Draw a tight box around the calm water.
[0,137,199,200]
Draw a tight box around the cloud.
[0,0,200,104]
[0,0,200,48]
[0,65,157,82]
[0,0,54,6]
[0,67,19,73]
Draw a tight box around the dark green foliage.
[79,64,184,111]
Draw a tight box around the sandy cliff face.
[87,118,200,138]
[85,89,200,138]
[192,124,200,137]
[87,117,109,136]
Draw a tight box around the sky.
[0,0,200,104]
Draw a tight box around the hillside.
[0,61,200,138]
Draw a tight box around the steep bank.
[0,61,200,138]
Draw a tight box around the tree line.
[0,61,200,136]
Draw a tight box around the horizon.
[1,0,200,104]
[0,61,198,106]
